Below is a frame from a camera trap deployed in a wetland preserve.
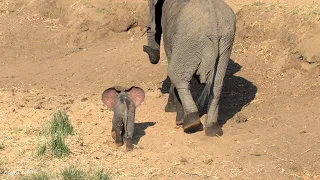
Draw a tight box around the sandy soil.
[0,0,320,179]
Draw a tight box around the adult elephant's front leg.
[167,45,203,132]
[165,82,184,125]
[164,79,177,112]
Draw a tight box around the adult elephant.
[143,0,236,136]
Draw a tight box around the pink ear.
[101,88,118,110]
[126,87,145,107]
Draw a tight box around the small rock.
[0,168,6,175]
[235,113,248,123]
[203,158,213,165]
[297,34,320,63]
[180,157,188,164]
[69,99,75,104]
[34,105,41,110]
[299,130,307,134]
[251,153,263,156]
[301,62,320,71]
[81,97,88,102]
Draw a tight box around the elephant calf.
[101,86,145,151]
[143,0,236,136]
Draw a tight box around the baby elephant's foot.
[125,138,133,152]
[112,131,124,147]
[205,123,223,137]
[115,138,124,147]
[183,112,203,133]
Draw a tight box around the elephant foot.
[183,112,203,133]
[125,138,133,152]
[175,104,184,125]
[112,130,124,146]
[115,140,124,147]
[176,111,183,125]
[143,45,160,64]
[165,102,176,112]
[176,119,183,126]
[205,124,223,137]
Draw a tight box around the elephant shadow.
[160,59,257,126]
[132,122,156,145]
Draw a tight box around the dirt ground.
[0,0,320,179]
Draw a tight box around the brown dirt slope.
[0,0,319,179]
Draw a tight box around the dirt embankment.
[0,0,320,179]
[0,0,148,62]
[2,1,318,79]
[235,3,320,75]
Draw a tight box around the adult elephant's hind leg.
[176,85,202,132]
[205,38,233,137]
[169,79,202,132]
[167,39,203,133]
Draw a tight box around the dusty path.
[0,0,320,179]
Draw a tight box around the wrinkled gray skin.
[102,87,145,151]
[143,0,236,136]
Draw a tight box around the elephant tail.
[120,95,130,139]
[196,37,219,109]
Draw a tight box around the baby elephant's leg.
[125,117,135,151]
[112,115,124,147]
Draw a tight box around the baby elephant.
[101,86,145,151]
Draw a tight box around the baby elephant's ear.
[126,87,145,107]
[102,88,118,110]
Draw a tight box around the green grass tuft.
[37,110,74,158]
[291,5,320,21]
[37,144,47,157]
[20,167,112,180]
[0,160,6,175]
[60,166,86,180]
[50,134,70,158]
[252,1,265,6]
[0,144,3,151]
[49,110,74,137]
[94,170,112,180]
[20,171,49,180]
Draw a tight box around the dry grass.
[292,4,320,21]
[19,166,112,180]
